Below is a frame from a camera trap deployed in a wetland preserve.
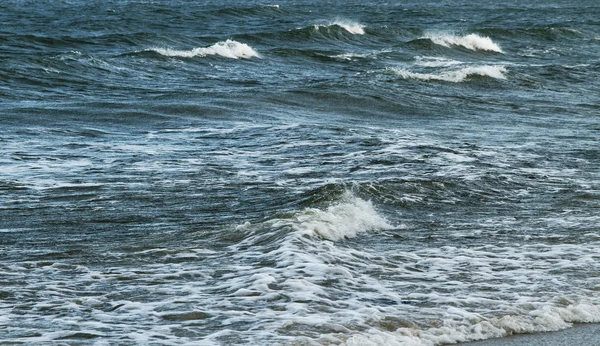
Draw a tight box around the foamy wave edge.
[426,33,503,53]
[151,39,259,59]
[392,65,507,82]
[345,302,600,345]
[257,192,393,241]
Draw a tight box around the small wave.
[426,33,503,53]
[293,194,393,240]
[392,65,507,83]
[150,40,259,59]
[315,20,365,35]
[257,192,393,241]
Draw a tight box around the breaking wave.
[287,193,393,240]
[392,65,507,82]
[315,20,365,35]
[425,33,503,52]
[150,40,259,59]
[224,189,600,345]
[242,192,394,241]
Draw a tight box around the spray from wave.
[392,65,507,83]
[426,33,503,53]
[150,39,259,59]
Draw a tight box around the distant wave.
[425,33,503,52]
[314,20,365,35]
[392,65,507,83]
[207,4,281,17]
[150,40,259,59]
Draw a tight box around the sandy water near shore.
[460,323,600,346]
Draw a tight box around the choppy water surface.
[1,0,600,345]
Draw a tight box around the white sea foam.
[4,121,600,345]
[151,40,259,59]
[392,65,507,82]
[223,206,600,345]
[426,33,503,52]
[346,302,600,345]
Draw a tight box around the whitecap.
[426,33,503,53]
[151,40,259,59]
[284,192,394,240]
[332,20,365,35]
[314,20,365,35]
[392,65,507,83]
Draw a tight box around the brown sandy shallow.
[457,323,600,346]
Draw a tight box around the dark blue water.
[1,1,600,344]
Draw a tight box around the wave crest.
[426,33,503,52]
[315,20,365,35]
[151,40,259,59]
[392,65,507,83]
[264,193,393,241]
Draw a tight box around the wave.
[150,40,259,59]
[218,185,600,345]
[425,33,503,53]
[392,65,507,83]
[314,20,365,35]
[261,192,393,241]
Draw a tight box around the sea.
[1,0,599,345]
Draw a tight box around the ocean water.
[1,0,599,345]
